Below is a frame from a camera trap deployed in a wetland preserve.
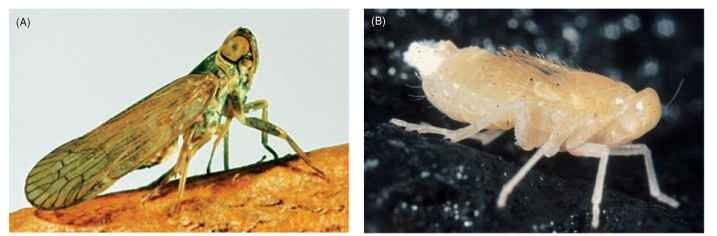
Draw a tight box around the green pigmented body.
[24,27,324,211]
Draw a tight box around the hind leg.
[144,168,175,197]
[389,119,504,145]
[391,103,520,143]
[470,129,505,144]
[142,130,207,204]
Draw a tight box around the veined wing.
[25,73,219,210]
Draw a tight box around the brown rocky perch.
[10,143,348,232]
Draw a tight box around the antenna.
[664,78,685,111]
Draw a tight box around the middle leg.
[568,143,610,229]
[206,115,232,173]
[497,120,576,208]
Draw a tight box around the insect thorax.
[191,52,221,76]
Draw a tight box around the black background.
[364,9,703,232]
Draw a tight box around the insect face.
[219,28,259,77]
[601,88,662,145]
[220,35,250,63]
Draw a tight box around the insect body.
[391,40,679,228]
[25,27,324,211]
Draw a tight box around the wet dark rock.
[364,9,702,233]
[364,123,697,232]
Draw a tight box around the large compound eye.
[240,57,253,69]
[220,36,250,62]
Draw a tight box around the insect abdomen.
[422,47,529,126]
[422,46,639,132]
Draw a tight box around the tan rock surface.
[10,143,348,232]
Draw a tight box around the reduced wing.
[498,48,573,77]
[25,73,219,210]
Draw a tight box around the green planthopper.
[24,27,325,211]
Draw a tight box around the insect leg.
[236,115,326,179]
[173,133,194,212]
[389,118,457,136]
[609,144,680,208]
[245,99,279,161]
[469,129,505,145]
[568,143,611,228]
[497,148,544,208]
[390,118,503,145]
[173,128,213,212]
[223,131,230,170]
[222,101,238,170]
[206,117,221,173]
[206,115,232,174]
[141,169,178,202]
[144,135,199,202]
[395,103,521,143]
[446,103,523,142]
[592,152,609,229]
[143,140,180,200]
[497,122,575,208]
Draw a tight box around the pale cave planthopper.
[390,40,679,229]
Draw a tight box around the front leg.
[236,115,326,179]
[244,99,279,161]
[609,144,679,208]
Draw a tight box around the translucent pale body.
[398,40,677,229]
[409,41,661,150]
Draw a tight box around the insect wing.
[25,73,218,210]
[499,48,571,77]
